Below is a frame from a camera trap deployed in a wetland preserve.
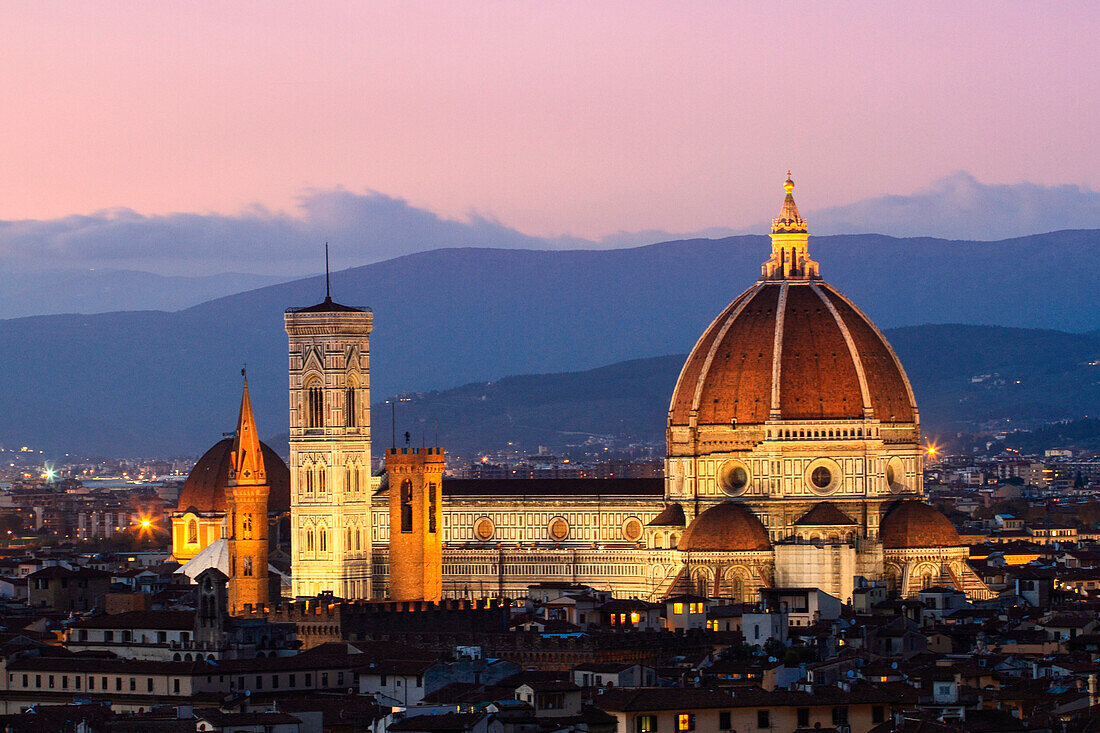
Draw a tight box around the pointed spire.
[229,369,266,486]
[324,242,332,304]
[772,172,807,234]
[762,172,818,280]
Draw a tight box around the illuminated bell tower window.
[306,382,324,428]
[346,387,357,427]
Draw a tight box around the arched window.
[242,556,253,577]
[305,528,314,553]
[346,526,353,549]
[306,381,324,428]
[187,519,198,545]
[345,386,357,427]
[242,513,252,539]
[317,467,326,494]
[400,479,413,533]
[356,528,362,551]
[428,482,438,534]
[304,468,314,494]
[319,527,328,552]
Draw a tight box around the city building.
[171,176,986,604]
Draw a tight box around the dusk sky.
[2,2,1099,272]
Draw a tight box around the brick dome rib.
[779,283,863,420]
[176,438,291,514]
[678,502,771,552]
[880,501,961,549]
[668,280,917,427]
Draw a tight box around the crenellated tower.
[385,447,445,602]
[284,276,373,600]
[226,373,271,613]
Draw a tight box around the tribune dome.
[176,437,291,514]
[879,501,961,549]
[678,502,771,552]
[668,176,916,429]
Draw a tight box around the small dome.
[176,438,291,514]
[880,501,961,549]
[648,503,686,527]
[678,502,771,552]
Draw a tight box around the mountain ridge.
[2,230,1098,456]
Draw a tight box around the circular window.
[473,517,494,541]
[886,457,906,493]
[623,517,643,542]
[805,458,841,494]
[549,517,569,541]
[717,460,751,496]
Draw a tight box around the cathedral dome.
[668,279,916,426]
[668,177,915,429]
[176,438,291,514]
[880,501,961,549]
[678,502,771,552]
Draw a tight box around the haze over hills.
[364,324,1100,457]
[1,230,1098,457]
[0,269,292,318]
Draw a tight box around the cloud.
[1,174,1099,279]
[0,189,594,277]
[806,172,1100,240]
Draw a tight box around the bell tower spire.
[229,369,266,486]
[227,370,271,613]
[762,173,819,280]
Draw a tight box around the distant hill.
[0,269,290,318]
[359,325,1100,457]
[1,230,1098,456]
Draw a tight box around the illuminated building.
[225,373,272,613]
[284,289,373,599]
[175,176,988,603]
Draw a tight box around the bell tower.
[284,259,373,600]
[386,447,445,602]
[227,373,270,613]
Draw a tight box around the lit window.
[346,387,357,427]
[673,603,684,615]
[678,713,694,731]
[306,383,324,428]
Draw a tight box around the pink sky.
[1,2,1096,239]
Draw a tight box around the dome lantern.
[763,172,818,280]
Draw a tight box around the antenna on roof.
[324,242,332,302]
